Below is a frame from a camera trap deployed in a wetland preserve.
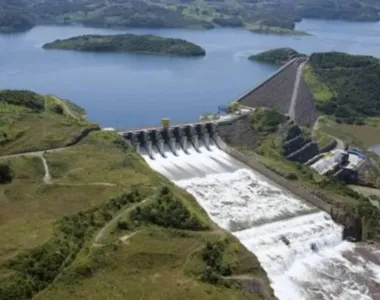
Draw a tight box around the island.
[42,34,206,57]
[249,48,306,64]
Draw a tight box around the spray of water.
[140,133,380,299]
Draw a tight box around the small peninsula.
[249,48,305,65]
[42,34,206,57]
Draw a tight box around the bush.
[116,219,129,230]
[201,240,232,284]
[51,103,64,114]
[285,172,298,180]
[0,162,14,184]
[0,90,44,112]
[251,108,287,134]
[130,186,207,230]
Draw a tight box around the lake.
[1,19,380,128]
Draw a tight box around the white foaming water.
[140,137,380,299]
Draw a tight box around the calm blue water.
[1,19,380,128]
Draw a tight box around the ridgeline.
[1,0,379,34]
[43,34,206,57]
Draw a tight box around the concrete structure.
[235,57,318,127]
[121,122,219,159]
[310,149,364,176]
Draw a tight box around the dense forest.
[43,34,206,56]
[249,48,305,64]
[308,52,380,124]
[0,0,379,33]
[0,9,35,33]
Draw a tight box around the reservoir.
[1,19,380,128]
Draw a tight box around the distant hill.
[43,34,206,57]
[1,0,379,34]
[249,48,305,65]
[0,9,35,33]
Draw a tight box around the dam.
[120,59,380,299]
[123,122,380,300]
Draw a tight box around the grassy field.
[35,228,270,300]
[302,65,334,103]
[0,94,95,156]
[318,116,380,148]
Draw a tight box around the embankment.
[237,59,301,115]
[294,75,319,126]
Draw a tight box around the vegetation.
[318,116,380,149]
[0,90,274,299]
[0,90,95,155]
[251,108,288,134]
[0,188,144,300]
[0,162,13,184]
[0,9,35,33]
[0,90,44,112]
[303,65,335,103]
[130,186,208,230]
[306,52,380,124]
[43,34,206,57]
[249,48,305,65]
[201,240,232,283]
[249,26,310,36]
[2,0,379,34]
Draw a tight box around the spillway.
[135,130,380,299]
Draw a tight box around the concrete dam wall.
[122,122,218,165]
[237,58,318,127]
[237,59,301,115]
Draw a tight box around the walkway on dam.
[117,108,253,135]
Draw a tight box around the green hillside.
[0,90,274,300]
[304,52,380,124]
[1,0,379,34]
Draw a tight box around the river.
[1,19,380,128]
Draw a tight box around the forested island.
[42,34,206,57]
[1,0,379,34]
[249,48,305,64]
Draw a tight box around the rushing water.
[140,136,380,300]
[1,19,380,128]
